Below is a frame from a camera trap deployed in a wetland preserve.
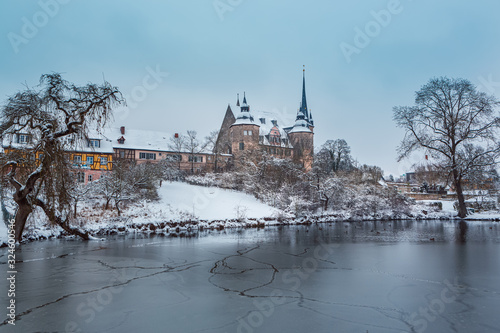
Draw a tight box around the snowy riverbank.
[2,182,500,245]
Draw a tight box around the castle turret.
[288,68,314,170]
[229,92,260,166]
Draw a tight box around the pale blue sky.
[1,0,500,176]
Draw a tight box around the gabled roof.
[103,127,212,154]
[67,133,114,154]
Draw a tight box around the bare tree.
[96,173,132,217]
[0,73,123,241]
[96,160,167,216]
[204,130,220,172]
[394,77,500,217]
[414,164,447,193]
[168,133,186,170]
[315,139,353,174]
[68,182,94,219]
[184,130,203,174]
[156,156,183,182]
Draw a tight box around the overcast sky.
[1,0,500,177]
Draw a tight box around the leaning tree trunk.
[453,170,467,218]
[6,161,39,242]
[13,198,32,242]
[35,199,89,240]
[115,200,121,216]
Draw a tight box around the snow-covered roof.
[102,127,212,154]
[233,116,257,125]
[254,111,289,137]
[1,131,115,154]
[0,126,215,155]
[67,134,114,154]
[105,127,171,151]
[231,103,258,126]
[230,107,295,148]
[289,118,312,133]
[2,133,36,150]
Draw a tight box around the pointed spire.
[241,92,250,112]
[236,93,240,107]
[295,65,311,125]
[299,65,308,119]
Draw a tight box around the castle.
[215,69,314,170]
[2,70,315,184]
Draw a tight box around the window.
[77,172,85,183]
[207,156,212,161]
[119,151,125,158]
[86,156,94,165]
[139,152,156,160]
[239,142,244,150]
[73,155,82,164]
[100,157,108,165]
[88,139,101,148]
[16,134,31,144]
[188,156,203,162]
[88,174,93,182]
[248,130,252,136]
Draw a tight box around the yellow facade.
[69,152,113,171]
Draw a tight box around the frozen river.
[1,220,500,333]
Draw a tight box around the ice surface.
[1,221,499,332]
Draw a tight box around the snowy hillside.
[145,181,281,220]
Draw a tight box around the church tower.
[288,68,314,170]
[229,92,260,166]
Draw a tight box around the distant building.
[2,70,317,184]
[2,131,114,185]
[216,69,315,170]
[109,126,214,174]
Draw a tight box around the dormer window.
[16,134,31,144]
[88,139,101,148]
[117,136,125,144]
